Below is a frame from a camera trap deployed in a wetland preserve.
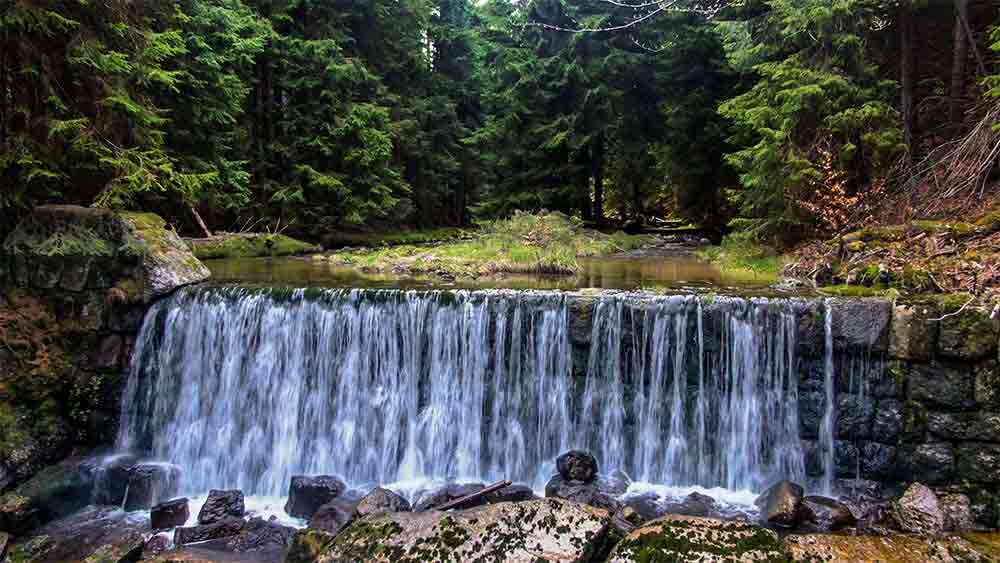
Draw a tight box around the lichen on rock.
[606,514,788,562]
[310,498,611,563]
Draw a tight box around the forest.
[1,0,998,250]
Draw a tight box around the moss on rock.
[607,515,788,563]
[188,233,319,260]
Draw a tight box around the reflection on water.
[205,255,776,291]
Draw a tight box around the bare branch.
[520,0,730,34]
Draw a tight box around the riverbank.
[312,212,649,280]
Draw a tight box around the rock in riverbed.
[199,489,245,525]
[286,476,347,519]
[296,498,610,563]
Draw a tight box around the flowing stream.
[117,287,846,500]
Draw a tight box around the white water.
[117,288,820,502]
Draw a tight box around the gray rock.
[909,363,975,410]
[544,475,621,512]
[484,484,536,504]
[889,305,938,361]
[872,399,904,443]
[309,501,354,535]
[5,505,148,563]
[123,462,181,511]
[799,496,856,532]
[624,492,666,522]
[225,516,296,552]
[285,475,346,519]
[956,442,1000,483]
[836,393,875,439]
[755,480,803,528]
[307,499,611,563]
[413,483,485,512]
[3,206,210,301]
[939,493,974,532]
[356,487,410,517]
[198,489,245,525]
[975,362,1000,407]
[899,443,956,485]
[938,307,999,361]
[174,516,245,545]
[829,298,891,352]
[662,492,720,518]
[892,483,943,534]
[556,450,598,483]
[928,411,1000,441]
[611,505,644,534]
[151,497,189,530]
[859,442,897,480]
[798,391,826,439]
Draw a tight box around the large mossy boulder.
[2,205,209,301]
[0,461,91,535]
[606,514,786,562]
[292,498,611,563]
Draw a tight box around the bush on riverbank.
[320,212,648,279]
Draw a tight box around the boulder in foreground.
[606,514,786,562]
[295,498,611,563]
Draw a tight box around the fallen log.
[436,480,513,512]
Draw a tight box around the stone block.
[889,304,938,361]
[908,362,975,410]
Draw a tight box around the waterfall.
[118,288,813,498]
[819,301,837,494]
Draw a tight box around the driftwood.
[436,480,513,512]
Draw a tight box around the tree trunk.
[949,0,969,125]
[190,206,212,238]
[592,135,605,226]
[899,1,917,159]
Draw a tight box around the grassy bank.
[317,212,648,279]
[696,235,783,283]
[321,228,470,249]
[189,233,320,260]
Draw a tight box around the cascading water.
[819,301,837,494]
[117,287,817,499]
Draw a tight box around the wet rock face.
[545,475,622,513]
[175,516,245,546]
[484,484,536,504]
[557,450,599,482]
[892,483,944,534]
[755,481,803,528]
[356,488,410,517]
[225,517,296,553]
[3,505,149,563]
[151,498,189,530]
[199,489,245,525]
[285,476,347,519]
[309,498,611,563]
[123,463,181,511]
[661,492,720,519]
[607,515,785,562]
[799,496,856,532]
[909,363,976,410]
[310,501,355,535]
[413,483,485,512]
[0,462,91,535]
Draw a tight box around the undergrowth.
[322,211,647,278]
[697,233,783,281]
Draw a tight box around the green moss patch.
[610,516,789,563]
[321,212,648,280]
[190,233,320,260]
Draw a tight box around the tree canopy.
[2,0,998,245]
